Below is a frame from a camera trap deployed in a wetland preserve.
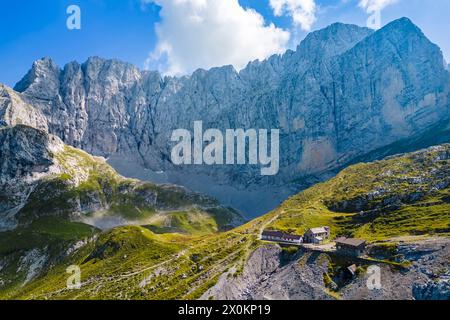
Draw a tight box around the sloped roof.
[307,227,329,234]
[262,230,302,240]
[335,237,366,247]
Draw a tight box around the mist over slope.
[0,125,243,233]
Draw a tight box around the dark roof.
[262,230,302,240]
[335,237,366,248]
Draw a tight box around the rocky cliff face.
[8,18,450,217]
[0,85,47,131]
[0,125,64,230]
[200,245,332,300]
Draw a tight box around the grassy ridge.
[1,224,261,300]
[269,145,450,241]
[0,217,98,295]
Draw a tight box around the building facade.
[335,237,366,257]
[303,227,330,244]
[261,230,303,245]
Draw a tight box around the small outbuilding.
[335,237,366,257]
[261,230,303,245]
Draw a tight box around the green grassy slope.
[0,125,245,296]
[269,145,450,241]
[0,217,98,295]
[1,223,263,300]
[1,144,449,300]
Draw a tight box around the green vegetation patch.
[269,145,450,242]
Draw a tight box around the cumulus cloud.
[144,0,290,76]
[269,0,317,31]
[358,0,398,12]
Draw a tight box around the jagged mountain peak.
[14,57,61,100]
[339,16,448,86]
[13,17,431,93]
[29,57,59,72]
[5,17,450,217]
[14,57,60,91]
[382,17,421,32]
[294,22,373,61]
[361,16,434,49]
[240,22,374,77]
[81,56,141,74]
[299,21,373,47]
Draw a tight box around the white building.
[303,227,330,244]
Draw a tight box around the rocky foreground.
[201,238,450,300]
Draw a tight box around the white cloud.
[144,0,290,76]
[269,0,317,31]
[358,0,398,12]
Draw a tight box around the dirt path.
[258,211,282,238]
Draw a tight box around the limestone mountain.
[9,17,450,217]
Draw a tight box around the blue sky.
[1,0,449,86]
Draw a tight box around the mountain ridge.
[0,124,244,232]
[5,17,450,217]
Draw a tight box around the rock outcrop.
[0,125,64,230]
[0,85,47,131]
[0,125,243,231]
[201,245,332,300]
[202,238,450,300]
[413,279,450,300]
